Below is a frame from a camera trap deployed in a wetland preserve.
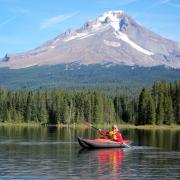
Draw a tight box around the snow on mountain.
[104,40,121,47]
[114,31,154,56]
[0,10,180,69]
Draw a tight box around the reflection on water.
[77,147,180,180]
[0,126,179,151]
[131,129,180,151]
[77,148,125,179]
[78,148,124,178]
[97,149,123,178]
[0,126,180,179]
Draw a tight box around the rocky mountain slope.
[0,10,180,69]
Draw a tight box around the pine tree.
[3,110,11,122]
[137,88,155,125]
[173,82,180,124]
[147,95,156,124]
[83,94,92,123]
[113,96,123,122]
[92,92,103,124]
[137,88,146,125]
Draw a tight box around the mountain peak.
[0,10,180,69]
[94,10,129,31]
[79,10,128,33]
[98,10,124,21]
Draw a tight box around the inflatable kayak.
[78,137,131,149]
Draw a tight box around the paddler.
[98,124,124,143]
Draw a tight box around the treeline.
[136,81,179,125]
[0,81,179,125]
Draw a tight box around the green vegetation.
[0,64,180,96]
[0,81,179,125]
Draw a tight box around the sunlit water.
[0,126,179,179]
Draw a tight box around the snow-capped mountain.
[0,10,180,69]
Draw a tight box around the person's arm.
[116,132,124,143]
[98,129,107,136]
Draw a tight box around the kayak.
[78,137,131,149]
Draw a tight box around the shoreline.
[0,123,180,130]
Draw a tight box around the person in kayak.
[98,124,124,143]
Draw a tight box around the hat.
[112,124,118,129]
[112,124,118,131]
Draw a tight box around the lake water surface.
[0,126,179,179]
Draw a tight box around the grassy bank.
[118,124,180,130]
[0,122,180,130]
[88,124,180,130]
[0,122,41,127]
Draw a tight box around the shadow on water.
[47,126,58,134]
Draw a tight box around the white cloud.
[9,6,31,15]
[0,6,31,29]
[158,0,180,8]
[40,13,78,30]
[169,2,180,8]
[0,15,19,28]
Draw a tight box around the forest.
[0,80,179,125]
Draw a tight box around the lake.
[0,126,180,179]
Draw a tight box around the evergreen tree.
[0,80,178,125]
[113,96,123,122]
[172,82,180,124]
[137,88,156,125]
[156,93,164,125]
[137,88,146,125]
[147,95,156,124]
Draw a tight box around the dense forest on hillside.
[0,65,180,96]
[0,81,179,125]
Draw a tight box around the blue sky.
[0,0,180,57]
